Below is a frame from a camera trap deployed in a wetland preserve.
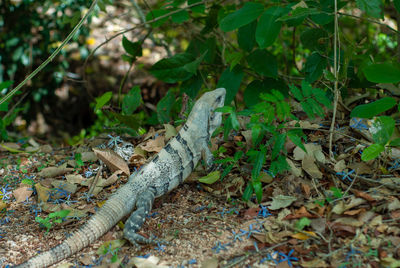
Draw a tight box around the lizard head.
[188,88,226,137]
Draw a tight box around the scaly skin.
[14,88,226,268]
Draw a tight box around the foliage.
[35,209,70,234]
[3,0,400,202]
[0,0,111,140]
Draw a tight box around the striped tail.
[14,184,136,268]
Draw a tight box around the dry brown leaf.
[310,218,326,233]
[102,170,123,187]
[334,159,346,173]
[301,258,329,267]
[81,151,98,162]
[353,190,375,202]
[348,162,373,175]
[293,143,325,163]
[343,208,366,216]
[302,155,322,179]
[93,148,130,176]
[200,257,219,268]
[65,174,86,185]
[139,136,165,153]
[164,124,177,140]
[37,164,74,178]
[35,183,51,203]
[130,255,168,268]
[284,206,314,220]
[334,217,363,227]
[287,158,302,177]
[291,231,316,240]
[51,180,78,195]
[13,186,33,203]
[0,201,6,211]
[388,198,400,211]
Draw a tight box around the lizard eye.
[216,95,222,103]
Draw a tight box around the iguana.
[14,88,226,268]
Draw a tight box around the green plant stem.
[338,11,400,35]
[329,0,340,161]
[0,0,99,108]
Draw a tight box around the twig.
[329,0,339,161]
[338,11,400,35]
[83,0,208,70]
[88,165,103,197]
[0,0,99,107]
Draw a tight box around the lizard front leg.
[201,144,218,172]
[123,186,157,247]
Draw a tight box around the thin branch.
[329,0,339,161]
[338,11,400,35]
[0,0,99,107]
[84,0,208,69]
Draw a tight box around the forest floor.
[1,122,400,268]
[1,4,400,268]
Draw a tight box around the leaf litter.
[1,123,400,267]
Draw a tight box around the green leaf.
[122,36,142,57]
[237,20,257,52]
[361,143,384,161]
[331,187,343,199]
[295,217,311,230]
[49,209,70,219]
[350,97,396,118]
[150,53,196,83]
[217,65,244,105]
[371,116,395,145]
[277,7,320,21]
[252,180,263,203]
[394,0,400,13]
[220,2,264,32]
[251,149,266,180]
[313,88,332,108]
[304,52,326,83]
[0,80,13,91]
[301,101,315,119]
[356,0,382,19]
[288,129,306,152]
[157,90,175,123]
[300,28,328,52]
[180,74,202,99]
[225,51,243,70]
[242,183,254,201]
[271,89,285,101]
[188,0,205,13]
[307,98,325,118]
[215,106,234,113]
[95,91,112,111]
[255,7,284,48]
[201,5,220,34]
[146,9,170,27]
[230,112,240,131]
[301,80,313,97]
[289,84,303,101]
[363,63,400,83]
[186,36,216,64]
[272,133,286,160]
[171,9,189,23]
[183,51,206,74]
[244,79,287,107]
[198,171,220,184]
[122,86,142,115]
[247,49,277,78]
[109,112,141,130]
[389,138,400,147]
[260,93,278,103]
